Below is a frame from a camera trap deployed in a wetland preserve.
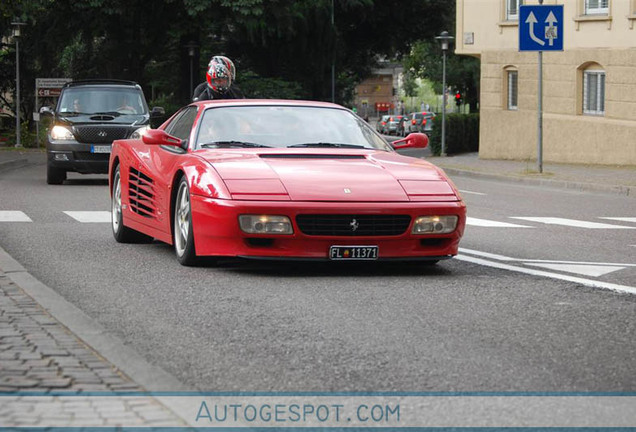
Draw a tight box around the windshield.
[57,87,149,116]
[195,105,391,150]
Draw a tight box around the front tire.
[46,164,66,185]
[173,177,198,266]
[112,165,153,243]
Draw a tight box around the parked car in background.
[39,79,164,184]
[404,112,436,134]
[377,115,390,134]
[386,115,406,135]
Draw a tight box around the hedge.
[428,113,479,156]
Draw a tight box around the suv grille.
[74,126,129,143]
[296,214,411,236]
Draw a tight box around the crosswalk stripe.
[510,217,636,229]
[63,211,111,223]
[0,211,32,222]
[599,217,636,223]
[466,217,533,228]
[458,190,486,196]
[524,263,626,277]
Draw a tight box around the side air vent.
[128,167,156,218]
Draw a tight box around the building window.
[585,0,609,15]
[507,70,518,110]
[506,0,521,20]
[583,70,605,115]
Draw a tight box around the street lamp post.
[435,31,454,157]
[184,41,199,99]
[12,20,26,148]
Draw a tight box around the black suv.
[40,80,164,184]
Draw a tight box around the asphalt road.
[1,158,635,392]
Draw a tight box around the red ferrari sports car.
[109,99,466,266]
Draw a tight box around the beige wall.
[458,0,636,165]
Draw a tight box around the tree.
[0,0,466,140]
[404,40,480,113]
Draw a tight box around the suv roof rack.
[63,79,139,88]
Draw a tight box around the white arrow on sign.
[544,11,558,47]
[526,11,545,46]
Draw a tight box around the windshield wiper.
[287,142,366,149]
[200,141,271,148]
[94,111,121,117]
[59,111,84,116]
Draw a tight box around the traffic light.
[455,91,462,106]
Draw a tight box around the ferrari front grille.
[128,167,156,218]
[296,214,411,236]
[74,126,129,143]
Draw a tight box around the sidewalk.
[0,147,47,173]
[427,152,635,197]
[0,246,188,427]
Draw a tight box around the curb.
[0,158,29,173]
[439,167,634,198]
[0,245,192,392]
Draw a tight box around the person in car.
[192,55,244,101]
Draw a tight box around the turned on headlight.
[239,215,293,234]
[412,215,458,234]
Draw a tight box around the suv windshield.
[58,87,149,116]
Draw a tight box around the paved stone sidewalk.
[0,270,185,427]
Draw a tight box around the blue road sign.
[519,5,564,51]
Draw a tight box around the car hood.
[197,149,459,202]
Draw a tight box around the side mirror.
[150,106,165,117]
[142,129,184,147]
[40,106,55,116]
[391,132,428,150]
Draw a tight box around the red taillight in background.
[422,119,427,125]
[411,119,416,125]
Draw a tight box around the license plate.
[329,245,378,261]
[91,145,111,153]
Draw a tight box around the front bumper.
[47,141,110,174]
[190,197,466,260]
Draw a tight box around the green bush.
[428,113,479,156]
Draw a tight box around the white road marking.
[524,263,626,277]
[466,217,533,228]
[458,190,486,196]
[64,211,111,223]
[459,248,636,267]
[0,211,32,222]
[510,217,636,229]
[599,217,636,223]
[456,254,636,295]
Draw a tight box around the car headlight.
[239,215,293,234]
[412,215,458,234]
[50,125,74,140]
[130,125,150,140]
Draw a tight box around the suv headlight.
[130,125,150,140]
[239,215,293,234]
[412,215,458,234]
[50,125,74,140]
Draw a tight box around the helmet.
[206,62,232,93]
[210,55,236,80]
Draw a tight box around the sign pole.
[35,83,39,147]
[538,50,543,174]
[537,0,544,174]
